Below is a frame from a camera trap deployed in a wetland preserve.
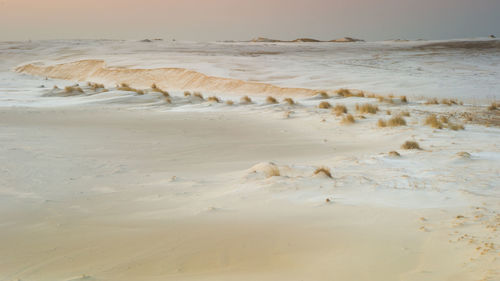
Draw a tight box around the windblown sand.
[1,106,498,281]
[1,39,499,281]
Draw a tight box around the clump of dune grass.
[332,104,348,116]
[240,96,252,104]
[117,83,144,95]
[399,111,410,117]
[488,102,498,111]
[151,84,169,97]
[425,98,439,105]
[184,91,191,97]
[313,166,332,178]
[441,99,453,106]
[64,86,84,93]
[424,114,443,129]
[356,103,379,114]
[377,119,387,127]
[318,101,331,109]
[388,151,401,157]
[336,88,351,97]
[456,151,471,158]
[386,110,391,115]
[337,88,364,98]
[53,85,59,89]
[439,115,448,124]
[401,141,421,150]
[193,92,204,100]
[283,97,295,105]
[88,82,105,91]
[341,114,355,124]
[400,96,408,103]
[448,122,465,131]
[317,91,329,99]
[226,100,234,105]
[266,96,278,104]
[387,116,407,127]
[207,96,220,103]
[164,97,172,104]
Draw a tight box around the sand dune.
[16,60,318,97]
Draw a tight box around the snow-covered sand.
[0,39,499,281]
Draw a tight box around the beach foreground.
[1,106,498,281]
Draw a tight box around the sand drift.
[16,60,318,97]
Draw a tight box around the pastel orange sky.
[1,0,499,41]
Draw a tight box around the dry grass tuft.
[400,96,408,103]
[456,151,471,158]
[332,104,348,116]
[283,97,295,105]
[266,96,278,104]
[336,88,364,98]
[207,96,220,103]
[356,103,379,114]
[441,99,453,106]
[401,141,421,150]
[313,166,332,178]
[448,122,465,131]
[439,115,449,124]
[317,91,329,99]
[117,83,144,95]
[425,98,439,105]
[424,114,443,129]
[53,85,59,89]
[341,114,356,124]
[400,111,410,117]
[387,116,407,127]
[164,97,172,104]
[488,102,498,111]
[226,100,234,105]
[377,119,387,127]
[64,86,84,93]
[184,91,191,97]
[388,151,401,157]
[318,101,332,109]
[88,82,105,91]
[151,84,169,97]
[193,92,204,100]
[336,88,351,97]
[240,96,252,104]
[386,110,391,115]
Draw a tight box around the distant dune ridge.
[16,60,318,96]
[250,37,364,43]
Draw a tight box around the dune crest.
[15,60,318,97]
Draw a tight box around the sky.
[1,0,499,41]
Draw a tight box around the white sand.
[1,104,498,281]
[0,39,499,281]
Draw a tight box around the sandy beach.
[1,39,499,281]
